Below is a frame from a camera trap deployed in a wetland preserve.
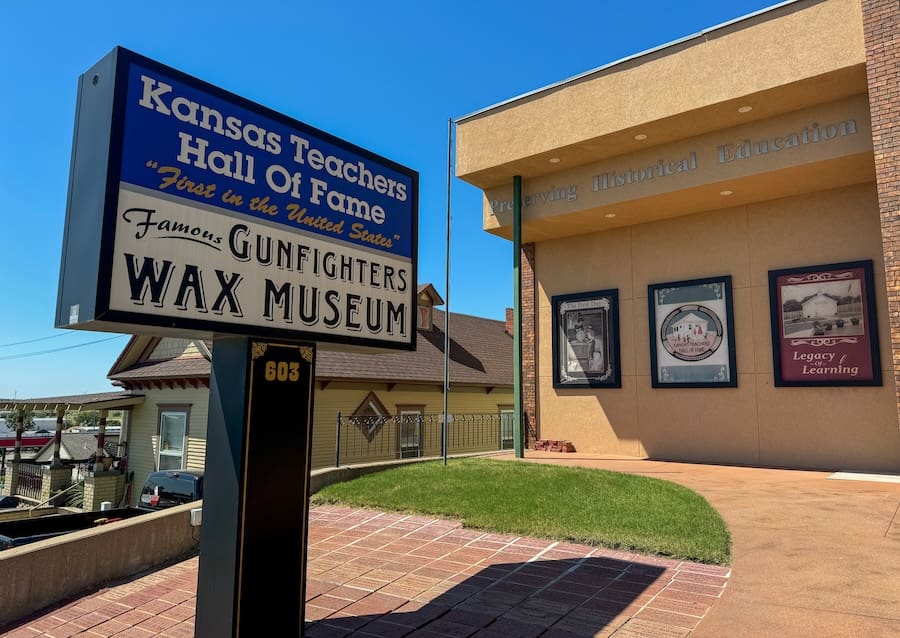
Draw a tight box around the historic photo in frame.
[552,289,620,389]
[648,275,737,388]
[768,260,881,387]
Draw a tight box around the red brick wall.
[862,0,900,416]
[521,243,537,441]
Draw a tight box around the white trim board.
[828,471,900,484]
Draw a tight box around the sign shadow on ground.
[305,556,669,637]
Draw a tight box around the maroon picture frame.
[768,260,881,387]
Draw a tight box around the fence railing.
[335,413,517,467]
[15,462,43,501]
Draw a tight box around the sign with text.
[769,260,881,387]
[649,275,737,388]
[57,47,417,350]
[551,289,621,389]
[482,95,870,228]
[239,340,314,634]
[195,337,316,636]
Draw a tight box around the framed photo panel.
[648,275,737,388]
[552,289,621,388]
[768,260,881,387]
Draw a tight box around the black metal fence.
[334,413,516,467]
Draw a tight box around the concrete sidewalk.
[516,453,900,637]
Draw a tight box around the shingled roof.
[317,309,512,387]
[32,433,119,463]
[108,308,513,389]
[107,355,211,385]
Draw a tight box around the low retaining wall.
[309,450,509,494]
[310,460,416,494]
[0,451,507,629]
[0,507,79,524]
[0,503,199,629]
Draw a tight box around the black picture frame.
[768,260,881,387]
[552,289,620,389]
[648,275,737,388]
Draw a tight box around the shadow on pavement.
[305,556,667,637]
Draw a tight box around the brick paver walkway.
[2,506,728,638]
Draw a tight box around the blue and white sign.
[120,64,413,259]
[57,48,418,350]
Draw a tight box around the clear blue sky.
[0,0,775,398]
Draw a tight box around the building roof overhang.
[0,391,145,413]
[417,283,445,307]
[455,0,872,243]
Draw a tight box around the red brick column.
[862,0,900,416]
[52,408,64,469]
[521,242,537,444]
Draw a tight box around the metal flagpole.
[443,118,453,466]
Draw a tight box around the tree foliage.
[65,411,122,429]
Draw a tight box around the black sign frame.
[57,47,418,351]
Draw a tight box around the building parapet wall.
[456,0,866,184]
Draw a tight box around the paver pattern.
[513,453,900,638]
[2,505,728,638]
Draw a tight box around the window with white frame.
[397,406,424,459]
[157,406,189,470]
[499,407,515,450]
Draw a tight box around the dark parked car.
[138,469,204,511]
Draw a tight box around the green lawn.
[311,458,731,564]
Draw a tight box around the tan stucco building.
[457,0,900,471]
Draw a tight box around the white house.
[670,313,710,342]
[802,293,838,318]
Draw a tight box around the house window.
[499,407,515,450]
[397,405,424,459]
[157,406,189,471]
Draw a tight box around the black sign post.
[196,336,316,637]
